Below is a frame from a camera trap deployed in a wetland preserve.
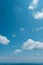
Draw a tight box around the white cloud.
[0,35,10,45]
[22,39,43,50]
[28,5,34,10]
[32,27,43,31]
[34,10,43,19]
[20,28,25,31]
[28,0,38,10]
[12,49,22,54]
[28,0,43,19]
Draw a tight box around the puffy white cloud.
[0,35,10,45]
[28,0,43,19]
[28,0,38,10]
[12,49,22,54]
[22,39,43,50]
[34,10,43,19]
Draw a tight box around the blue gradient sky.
[0,0,43,63]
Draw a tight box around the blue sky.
[0,0,43,63]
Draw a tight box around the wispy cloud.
[22,39,43,50]
[0,55,13,61]
[34,10,43,19]
[12,49,22,54]
[12,34,16,37]
[20,28,25,31]
[32,27,43,31]
[0,35,10,45]
[28,0,38,10]
[14,6,22,14]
